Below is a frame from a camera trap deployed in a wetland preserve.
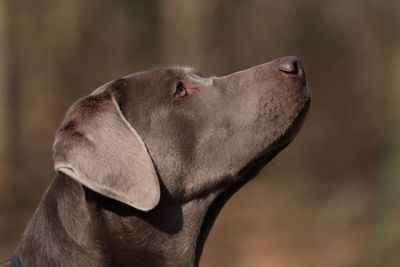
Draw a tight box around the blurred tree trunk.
[359,4,400,267]
[361,49,400,267]
[370,45,400,267]
[1,0,22,196]
[159,0,207,70]
[0,0,8,192]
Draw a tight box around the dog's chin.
[239,96,311,181]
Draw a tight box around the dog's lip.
[266,95,311,157]
[238,95,311,178]
[272,95,311,150]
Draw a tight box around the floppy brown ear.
[53,81,160,211]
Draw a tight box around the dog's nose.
[278,56,303,76]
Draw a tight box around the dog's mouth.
[267,95,311,158]
[239,95,311,180]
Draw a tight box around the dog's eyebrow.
[177,66,204,78]
[193,70,204,77]
[177,66,197,74]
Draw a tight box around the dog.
[1,56,310,267]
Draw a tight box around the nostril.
[279,56,299,75]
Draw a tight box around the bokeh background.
[0,1,399,266]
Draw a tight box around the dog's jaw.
[193,96,310,266]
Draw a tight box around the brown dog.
[3,56,310,267]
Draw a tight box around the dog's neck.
[15,173,221,267]
[96,182,219,266]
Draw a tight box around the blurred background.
[0,0,399,266]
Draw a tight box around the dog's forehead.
[177,66,197,75]
[125,66,195,80]
[90,66,200,96]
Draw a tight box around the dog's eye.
[175,82,187,97]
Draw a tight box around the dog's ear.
[53,79,160,211]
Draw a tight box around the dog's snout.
[278,56,303,76]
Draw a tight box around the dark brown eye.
[175,82,187,97]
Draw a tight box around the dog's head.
[53,57,310,211]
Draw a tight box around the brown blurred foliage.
[0,1,400,266]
